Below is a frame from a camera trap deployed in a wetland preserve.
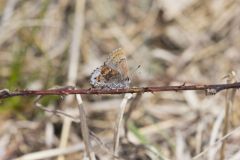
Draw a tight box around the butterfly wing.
[90,65,129,88]
[90,48,130,88]
[104,48,129,80]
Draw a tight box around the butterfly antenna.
[129,65,141,78]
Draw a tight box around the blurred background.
[0,0,240,159]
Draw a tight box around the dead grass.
[0,0,240,159]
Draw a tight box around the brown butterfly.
[90,48,130,88]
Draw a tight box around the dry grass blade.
[220,71,237,160]
[76,94,95,160]
[1,0,240,159]
[34,95,80,123]
[229,150,240,160]
[13,143,85,160]
[58,0,87,159]
[67,0,86,86]
[58,117,72,160]
[124,93,142,139]
[193,125,240,159]
[208,110,225,160]
[113,93,133,159]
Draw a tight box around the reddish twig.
[0,82,240,99]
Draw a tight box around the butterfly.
[90,48,130,89]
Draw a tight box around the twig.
[1,82,240,99]
[34,96,80,123]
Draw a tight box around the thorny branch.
[0,82,240,99]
